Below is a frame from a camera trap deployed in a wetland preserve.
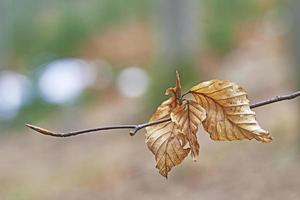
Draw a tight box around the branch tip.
[26,123,54,135]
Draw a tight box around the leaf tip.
[175,70,180,79]
[258,132,273,143]
[163,174,168,179]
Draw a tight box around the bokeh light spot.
[38,58,94,104]
[0,71,32,120]
[117,67,149,98]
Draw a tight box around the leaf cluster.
[145,71,271,177]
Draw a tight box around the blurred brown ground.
[1,18,300,200]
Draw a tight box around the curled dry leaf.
[171,100,206,161]
[190,80,272,142]
[145,97,190,178]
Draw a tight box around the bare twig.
[25,118,171,137]
[25,124,137,137]
[26,91,300,137]
[250,91,300,108]
[129,118,171,136]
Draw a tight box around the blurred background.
[0,0,300,199]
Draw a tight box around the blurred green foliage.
[203,0,261,55]
[11,0,151,67]
[10,0,266,67]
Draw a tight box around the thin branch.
[129,118,171,136]
[250,91,300,109]
[26,118,171,137]
[26,91,300,137]
[25,123,136,137]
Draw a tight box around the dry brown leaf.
[190,80,272,143]
[145,97,190,178]
[171,100,206,161]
